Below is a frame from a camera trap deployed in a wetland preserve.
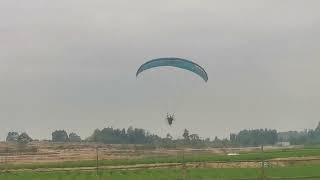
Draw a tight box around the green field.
[1,148,320,170]
[1,148,320,179]
[2,164,320,180]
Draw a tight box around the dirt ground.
[0,142,143,164]
[0,142,299,165]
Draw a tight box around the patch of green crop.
[3,165,320,180]
[0,168,259,180]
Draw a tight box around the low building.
[276,141,290,147]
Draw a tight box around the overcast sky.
[1,0,320,140]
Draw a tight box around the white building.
[276,141,290,147]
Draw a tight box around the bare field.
[0,141,274,164]
[0,142,230,164]
[0,141,314,169]
[0,142,142,164]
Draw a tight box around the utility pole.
[96,146,99,180]
[182,149,186,180]
[261,145,265,180]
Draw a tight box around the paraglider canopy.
[136,57,208,127]
[136,57,208,82]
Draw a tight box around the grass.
[0,168,261,180]
[266,165,320,178]
[2,164,320,180]
[1,148,320,170]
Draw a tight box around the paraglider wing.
[136,58,208,82]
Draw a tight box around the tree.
[69,133,81,142]
[183,129,189,140]
[189,134,201,145]
[133,128,146,144]
[316,121,320,132]
[120,128,126,141]
[234,129,278,146]
[17,132,32,145]
[6,132,19,142]
[189,134,199,141]
[127,126,135,143]
[230,133,237,143]
[17,132,32,152]
[87,129,101,142]
[52,130,69,142]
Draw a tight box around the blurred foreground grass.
[2,164,320,180]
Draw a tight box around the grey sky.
[1,0,320,140]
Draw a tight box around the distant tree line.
[278,122,320,145]
[86,127,160,144]
[5,132,34,153]
[51,130,81,142]
[6,132,32,144]
[7,128,277,148]
[230,129,278,147]
[85,127,220,148]
[5,130,81,144]
[6,121,320,147]
[84,127,277,148]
